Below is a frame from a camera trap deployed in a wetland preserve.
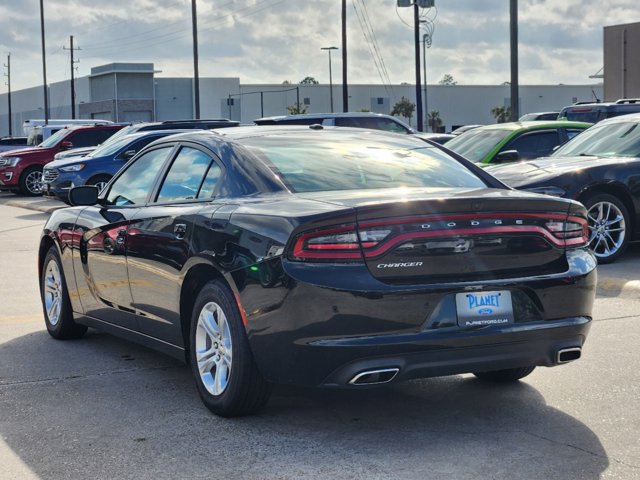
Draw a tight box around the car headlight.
[0,157,21,167]
[59,164,86,172]
[524,186,566,197]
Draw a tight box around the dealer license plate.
[455,290,514,328]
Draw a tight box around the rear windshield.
[560,108,603,124]
[445,128,512,163]
[553,121,640,158]
[241,133,486,193]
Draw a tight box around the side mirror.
[120,149,136,160]
[68,185,99,206]
[59,141,74,151]
[494,150,520,163]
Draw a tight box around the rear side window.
[156,147,215,202]
[242,134,486,193]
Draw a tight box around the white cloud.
[0,0,636,92]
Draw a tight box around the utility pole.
[63,36,80,119]
[341,0,348,112]
[4,54,11,136]
[509,0,519,121]
[39,0,49,123]
[413,4,423,131]
[191,0,200,119]
[321,47,338,112]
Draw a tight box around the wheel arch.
[576,183,636,232]
[179,259,238,362]
[37,234,59,294]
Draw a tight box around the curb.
[0,199,62,214]
[3,195,639,299]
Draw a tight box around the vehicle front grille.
[42,169,59,184]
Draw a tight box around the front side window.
[446,128,512,163]
[106,147,173,206]
[503,131,560,158]
[156,147,214,203]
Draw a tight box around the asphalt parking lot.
[1,194,640,479]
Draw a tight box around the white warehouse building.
[0,62,603,137]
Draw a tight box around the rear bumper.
[239,248,596,387]
[318,317,590,386]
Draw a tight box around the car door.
[499,130,561,160]
[125,144,224,345]
[73,146,175,330]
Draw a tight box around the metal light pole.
[413,4,423,131]
[4,54,11,136]
[39,0,49,123]
[341,0,348,112]
[191,0,201,119]
[321,47,338,113]
[422,34,429,131]
[510,0,519,121]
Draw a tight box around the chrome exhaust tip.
[348,368,399,385]
[557,347,582,364]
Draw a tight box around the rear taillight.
[545,217,589,246]
[290,214,589,261]
[291,225,391,260]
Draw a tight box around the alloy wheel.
[587,201,626,259]
[25,170,44,194]
[94,181,108,192]
[195,301,233,396]
[43,259,63,326]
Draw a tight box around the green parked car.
[445,120,592,165]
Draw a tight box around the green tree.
[299,76,319,85]
[491,105,512,123]
[287,102,308,115]
[438,74,457,86]
[391,96,416,123]
[427,110,443,132]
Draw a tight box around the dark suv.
[560,99,640,123]
[0,124,124,195]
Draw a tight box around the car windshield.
[445,128,512,163]
[87,133,139,158]
[553,121,640,158]
[241,133,487,193]
[39,128,70,148]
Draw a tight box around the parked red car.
[0,124,123,195]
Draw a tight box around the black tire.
[19,166,44,196]
[473,366,535,383]
[582,193,630,264]
[87,174,112,193]
[189,280,271,417]
[41,246,88,339]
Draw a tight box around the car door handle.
[174,223,187,239]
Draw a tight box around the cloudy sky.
[0,0,637,92]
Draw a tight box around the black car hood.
[486,155,637,188]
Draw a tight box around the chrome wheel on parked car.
[585,194,628,263]
[43,258,63,326]
[20,167,44,196]
[195,301,233,396]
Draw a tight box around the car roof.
[595,112,640,124]
[254,112,401,122]
[156,125,430,147]
[471,120,592,132]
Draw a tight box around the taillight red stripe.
[359,212,580,228]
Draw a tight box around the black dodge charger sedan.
[38,126,596,417]
[487,113,640,264]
